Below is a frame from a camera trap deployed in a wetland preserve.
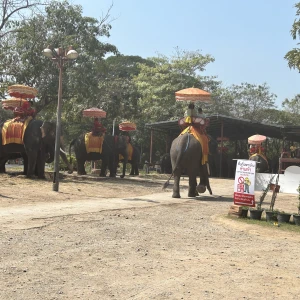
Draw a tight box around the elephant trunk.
[60,149,73,174]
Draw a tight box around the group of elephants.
[0,119,141,179]
[0,117,275,199]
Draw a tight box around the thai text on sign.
[233,160,256,207]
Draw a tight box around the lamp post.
[43,46,78,191]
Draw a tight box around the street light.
[43,46,78,191]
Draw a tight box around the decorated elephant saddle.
[180,126,209,165]
[119,143,133,161]
[85,132,104,154]
[2,116,33,145]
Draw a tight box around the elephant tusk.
[60,148,67,155]
[40,127,46,138]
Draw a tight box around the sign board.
[233,160,256,207]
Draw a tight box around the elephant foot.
[196,184,206,194]
[100,174,107,177]
[172,193,181,198]
[188,192,197,197]
[68,170,73,174]
[78,172,87,175]
[120,175,125,178]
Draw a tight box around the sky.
[72,0,300,107]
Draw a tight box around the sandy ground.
[1,170,300,300]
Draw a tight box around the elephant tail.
[69,139,76,164]
[163,173,173,190]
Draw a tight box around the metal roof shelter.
[145,114,300,168]
[145,114,299,141]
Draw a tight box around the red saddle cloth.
[2,117,32,145]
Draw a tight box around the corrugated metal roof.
[145,114,300,142]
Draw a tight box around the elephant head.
[40,121,73,174]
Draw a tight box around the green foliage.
[223,83,277,122]
[285,3,300,71]
[1,0,118,122]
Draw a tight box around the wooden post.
[219,120,224,178]
[150,129,153,165]
[166,133,169,153]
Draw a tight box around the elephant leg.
[0,157,7,173]
[199,164,212,195]
[134,163,139,175]
[23,155,28,175]
[26,151,38,178]
[101,158,109,177]
[77,159,86,175]
[188,173,198,197]
[129,162,134,175]
[35,149,46,179]
[172,169,181,198]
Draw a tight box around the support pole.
[53,59,63,191]
[150,129,153,165]
[219,120,224,178]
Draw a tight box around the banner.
[233,160,256,207]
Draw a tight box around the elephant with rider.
[164,128,218,198]
[0,119,73,178]
[69,134,129,178]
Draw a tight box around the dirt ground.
[1,170,300,300]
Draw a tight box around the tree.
[225,82,277,122]
[1,0,118,128]
[0,0,47,39]
[281,94,300,125]
[132,48,220,156]
[285,2,300,71]
[134,48,218,123]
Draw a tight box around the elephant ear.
[41,121,56,138]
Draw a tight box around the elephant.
[163,131,217,198]
[0,119,73,178]
[160,153,172,174]
[119,143,140,176]
[249,154,269,173]
[69,134,128,178]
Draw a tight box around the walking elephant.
[164,132,217,198]
[69,134,128,178]
[0,119,73,178]
[249,154,269,173]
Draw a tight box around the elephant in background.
[164,132,216,198]
[0,119,72,178]
[160,153,172,174]
[249,154,269,173]
[119,143,140,176]
[69,134,128,178]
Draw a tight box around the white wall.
[255,166,300,194]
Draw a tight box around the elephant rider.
[13,101,36,120]
[197,107,206,118]
[92,117,106,136]
[184,103,197,124]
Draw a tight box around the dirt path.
[1,173,300,299]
